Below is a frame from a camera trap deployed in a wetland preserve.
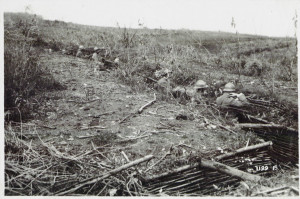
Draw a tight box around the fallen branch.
[144,145,173,173]
[146,77,158,83]
[56,155,154,195]
[245,114,270,124]
[119,113,134,124]
[38,125,56,129]
[289,186,299,194]
[237,123,298,133]
[76,135,98,139]
[80,125,106,130]
[92,111,115,118]
[214,141,273,161]
[116,134,150,143]
[217,124,237,135]
[138,93,156,114]
[119,93,156,123]
[253,186,289,196]
[121,151,130,162]
[200,159,261,182]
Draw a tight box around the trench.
[142,114,298,196]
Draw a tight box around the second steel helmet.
[194,80,208,89]
[223,82,236,92]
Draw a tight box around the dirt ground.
[14,52,268,174]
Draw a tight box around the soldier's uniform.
[216,82,248,108]
[216,92,248,108]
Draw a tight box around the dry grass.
[4,124,153,196]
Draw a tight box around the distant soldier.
[156,77,171,94]
[114,57,120,65]
[185,80,209,103]
[194,80,208,93]
[76,45,84,57]
[193,80,209,102]
[216,82,248,108]
[92,47,98,62]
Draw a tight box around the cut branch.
[138,93,156,114]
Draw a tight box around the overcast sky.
[2,0,300,37]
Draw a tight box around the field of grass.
[4,12,298,196]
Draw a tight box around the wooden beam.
[237,123,298,133]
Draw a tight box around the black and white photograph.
[1,0,299,197]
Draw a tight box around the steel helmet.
[94,47,98,51]
[223,82,236,92]
[194,80,208,89]
[79,45,84,49]
[157,77,168,87]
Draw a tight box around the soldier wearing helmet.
[194,80,209,92]
[92,47,99,62]
[186,80,209,103]
[76,45,84,57]
[216,82,248,108]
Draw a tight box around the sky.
[1,0,300,37]
[1,1,298,106]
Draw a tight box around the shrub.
[4,16,64,121]
[242,58,263,76]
